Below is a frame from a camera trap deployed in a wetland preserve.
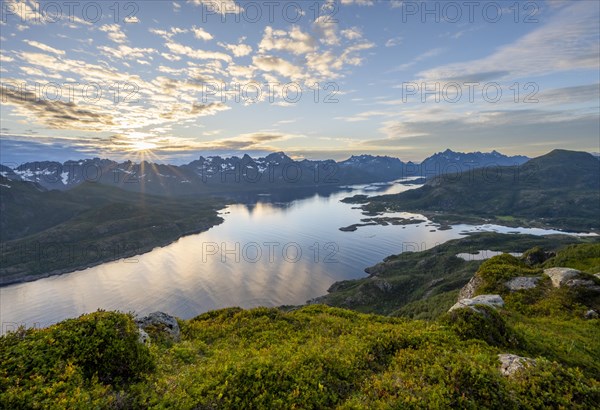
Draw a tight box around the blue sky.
[0,0,598,164]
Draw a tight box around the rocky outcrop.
[138,328,150,345]
[522,247,554,266]
[135,311,181,342]
[543,268,580,287]
[458,275,485,300]
[584,309,599,319]
[504,276,540,292]
[449,294,504,313]
[372,278,392,292]
[498,354,536,377]
[564,278,600,292]
[543,268,600,292]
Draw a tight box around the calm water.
[0,181,578,332]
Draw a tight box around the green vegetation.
[2,241,599,408]
[543,243,600,273]
[316,232,594,318]
[0,181,224,285]
[0,311,154,408]
[348,150,600,232]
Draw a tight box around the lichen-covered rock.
[498,354,536,377]
[138,328,151,345]
[584,309,599,319]
[135,312,181,342]
[543,267,581,288]
[449,294,504,313]
[564,278,600,292]
[521,247,554,266]
[504,276,541,291]
[458,275,484,299]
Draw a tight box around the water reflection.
[0,180,576,331]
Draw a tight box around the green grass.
[317,232,594,317]
[2,302,598,409]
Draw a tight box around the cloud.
[418,2,599,82]
[385,36,402,47]
[98,45,156,60]
[205,132,301,151]
[259,26,316,55]
[23,40,65,55]
[341,27,363,40]
[341,0,374,5]
[219,42,252,57]
[192,26,213,41]
[1,85,116,131]
[99,24,127,44]
[364,108,600,156]
[165,41,232,62]
[252,55,304,80]
[188,0,243,14]
[313,16,339,46]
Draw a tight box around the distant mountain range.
[0,149,529,195]
[350,149,600,232]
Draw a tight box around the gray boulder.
[135,311,181,342]
[458,275,484,300]
[498,354,536,377]
[564,278,600,292]
[449,294,505,313]
[543,267,580,288]
[504,276,541,292]
[584,309,599,319]
[137,328,151,345]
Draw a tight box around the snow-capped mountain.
[0,150,529,195]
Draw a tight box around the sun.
[130,140,158,152]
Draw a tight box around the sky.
[0,0,598,165]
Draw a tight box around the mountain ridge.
[348,149,600,232]
[1,149,530,195]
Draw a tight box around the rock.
[543,267,581,288]
[564,279,600,292]
[584,309,599,319]
[458,275,485,300]
[504,276,541,291]
[137,328,150,345]
[135,311,181,342]
[449,294,505,313]
[371,278,392,292]
[498,354,536,377]
[522,247,554,266]
[595,273,600,280]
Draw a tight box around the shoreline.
[0,220,224,288]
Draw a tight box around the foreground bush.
[0,311,154,408]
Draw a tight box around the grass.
[2,238,599,407]
[2,300,598,409]
[316,232,595,318]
